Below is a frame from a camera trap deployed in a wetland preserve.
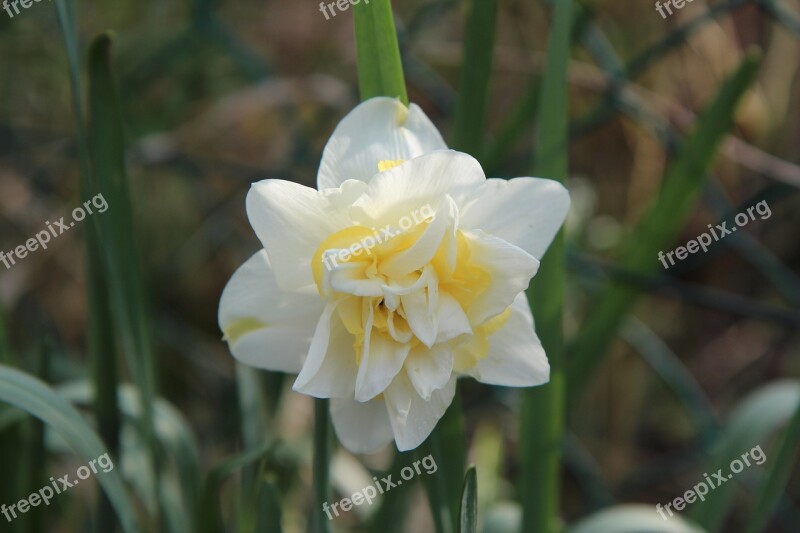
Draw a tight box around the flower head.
[219,97,569,453]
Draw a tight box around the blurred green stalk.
[311,399,330,533]
[520,0,572,532]
[354,0,407,103]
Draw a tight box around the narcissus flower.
[219,97,570,453]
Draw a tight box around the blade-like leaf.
[744,396,800,533]
[690,380,800,531]
[458,466,477,533]
[87,32,162,514]
[567,52,762,404]
[354,0,407,103]
[520,1,572,532]
[0,365,139,532]
[451,0,498,157]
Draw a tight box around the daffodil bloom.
[219,97,570,453]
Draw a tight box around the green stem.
[519,0,572,531]
[312,399,331,533]
[353,0,408,103]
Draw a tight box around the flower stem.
[312,398,331,533]
[353,0,408,103]
[519,0,572,531]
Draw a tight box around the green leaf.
[567,52,762,404]
[451,0,498,156]
[59,381,201,533]
[458,466,477,533]
[570,504,705,533]
[353,0,408,103]
[0,365,139,532]
[87,32,162,515]
[520,0,572,532]
[690,380,800,531]
[745,395,800,533]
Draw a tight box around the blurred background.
[0,0,799,531]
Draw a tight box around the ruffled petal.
[404,346,454,401]
[459,177,570,260]
[330,396,394,454]
[468,292,550,387]
[318,97,447,190]
[218,251,322,373]
[383,372,456,451]
[246,179,354,290]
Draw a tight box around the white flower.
[218,97,570,453]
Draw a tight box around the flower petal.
[293,312,358,398]
[352,151,484,224]
[435,293,472,344]
[246,179,353,291]
[218,250,322,373]
[318,97,447,190]
[355,331,411,402]
[404,346,454,401]
[293,301,339,393]
[468,292,550,387]
[379,195,456,279]
[383,372,457,451]
[461,230,540,325]
[330,396,394,454]
[459,177,570,260]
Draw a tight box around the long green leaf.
[690,380,800,531]
[567,52,762,404]
[0,365,139,532]
[451,0,498,156]
[745,396,800,533]
[353,0,408,103]
[87,32,162,518]
[520,0,572,532]
[59,381,201,533]
[458,466,477,533]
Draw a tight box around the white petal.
[293,302,339,392]
[435,293,472,344]
[404,346,454,400]
[318,98,447,190]
[328,261,385,296]
[468,292,550,387]
[380,195,456,279]
[384,372,456,451]
[462,230,540,325]
[246,179,352,290]
[355,332,411,402]
[218,250,322,373]
[352,151,484,224]
[293,313,358,398]
[459,177,570,260]
[330,396,394,454]
[401,289,437,348]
